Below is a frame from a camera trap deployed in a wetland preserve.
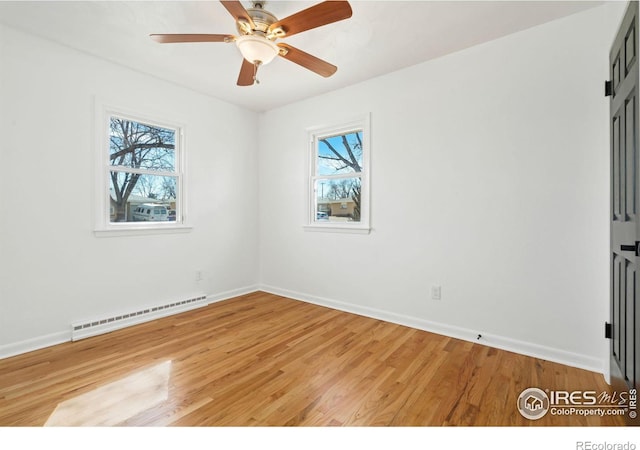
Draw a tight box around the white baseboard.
[207,285,260,304]
[0,284,260,361]
[259,284,605,375]
[1,284,605,376]
[0,330,70,360]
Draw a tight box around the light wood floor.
[0,291,624,426]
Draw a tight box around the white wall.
[0,3,628,374]
[0,25,259,355]
[258,4,626,373]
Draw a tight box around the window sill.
[94,224,193,238]
[303,224,371,235]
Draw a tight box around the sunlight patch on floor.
[45,360,171,426]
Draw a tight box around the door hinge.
[605,322,612,339]
[605,80,613,97]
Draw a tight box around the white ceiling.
[0,0,602,112]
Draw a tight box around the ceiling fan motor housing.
[237,3,278,36]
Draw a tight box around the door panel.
[626,260,635,385]
[626,96,636,220]
[610,0,639,426]
[615,114,622,220]
[614,254,621,363]
[626,22,636,71]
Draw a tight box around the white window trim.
[304,113,371,234]
[93,99,191,237]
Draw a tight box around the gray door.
[610,0,639,425]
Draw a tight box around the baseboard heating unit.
[71,295,208,341]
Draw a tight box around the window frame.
[305,114,371,234]
[94,102,190,237]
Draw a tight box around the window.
[95,105,188,235]
[306,114,370,233]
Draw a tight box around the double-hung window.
[307,114,370,233]
[95,107,187,235]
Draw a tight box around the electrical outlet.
[195,271,203,281]
[431,285,441,300]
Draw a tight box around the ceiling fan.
[150,0,352,86]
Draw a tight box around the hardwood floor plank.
[0,292,626,426]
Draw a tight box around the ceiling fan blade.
[150,34,233,43]
[237,59,255,86]
[269,1,352,38]
[220,0,256,29]
[277,44,337,78]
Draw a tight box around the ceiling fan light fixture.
[235,34,279,65]
[151,0,353,86]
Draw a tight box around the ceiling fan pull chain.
[253,62,258,84]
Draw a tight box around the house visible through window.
[308,115,370,232]
[106,114,182,226]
